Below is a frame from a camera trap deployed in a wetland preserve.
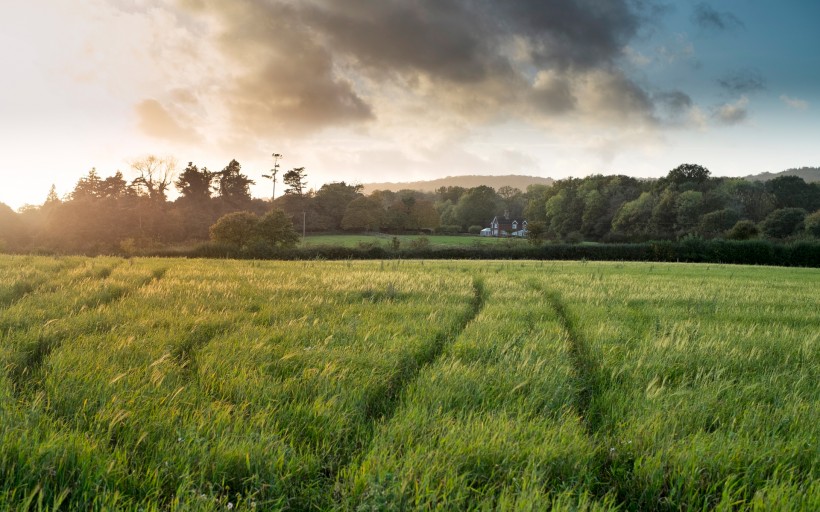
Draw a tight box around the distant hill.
[362,174,554,194]
[743,167,820,183]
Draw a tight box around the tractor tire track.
[323,276,488,507]
[0,259,85,311]
[544,289,629,503]
[171,320,231,378]
[363,276,487,423]
[543,290,604,434]
[8,267,168,394]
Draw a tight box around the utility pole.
[262,153,283,203]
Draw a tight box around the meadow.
[299,233,529,248]
[0,255,817,510]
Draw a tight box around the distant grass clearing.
[300,233,528,248]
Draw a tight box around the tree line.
[523,164,820,243]
[1,159,819,255]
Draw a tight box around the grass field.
[300,233,529,248]
[0,255,818,510]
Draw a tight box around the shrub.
[699,208,740,238]
[169,238,820,267]
[525,221,545,246]
[357,240,382,250]
[761,208,807,238]
[563,231,583,244]
[209,211,259,248]
[408,236,430,250]
[468,225,484,235]
[726,220,759,240]
[435,225,461,234]
[805,210,820,237]
[256,209,300,248]
[210,209,299,250]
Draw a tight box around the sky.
[1,0,818,209]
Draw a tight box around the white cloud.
[780,95,809,111]
[714,96,749,125]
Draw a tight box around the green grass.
[300,233,528,248]
[0,256,818,510]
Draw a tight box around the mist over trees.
[1,159,820,255]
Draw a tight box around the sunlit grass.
[0,256,817,510]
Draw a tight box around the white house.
[488,216,528,237]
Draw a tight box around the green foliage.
[11,166,820,255]
[216,159,254,203]
[761,208,807,238]
[313,182,363,230]
[699,208,740,238]
[675,190,704,233]
[208,211,259,248]
[408,236,430,249]
[467,225,483,235]
[804,210,820,237]
[649,188,678,239]
[525,221,546,245]
[720,179,774,222]
[342,196,384,231]
[175,162,213,201]
[726,220,759,240]
[765,175,820,210]
[546,187,584,237]
[454,186,500,228]
[210,209,299,250]
[666,163,711,184]
[563,230,583,244]
[434,224,461,234]
[256,209,300,248]
[282,167,308,197]
[171,237,820,267]
[612,192,654,238]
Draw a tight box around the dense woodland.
[1,158,819,255]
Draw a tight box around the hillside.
[743,166,820,183]
[362,174,553,193]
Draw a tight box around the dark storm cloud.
[692,2,744,32]
[301,0,645,79]
[654,91,692,112]
[653,90,693,120]
[529,73,577,115]
[178,0,666,135]
[717,69,766,94]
